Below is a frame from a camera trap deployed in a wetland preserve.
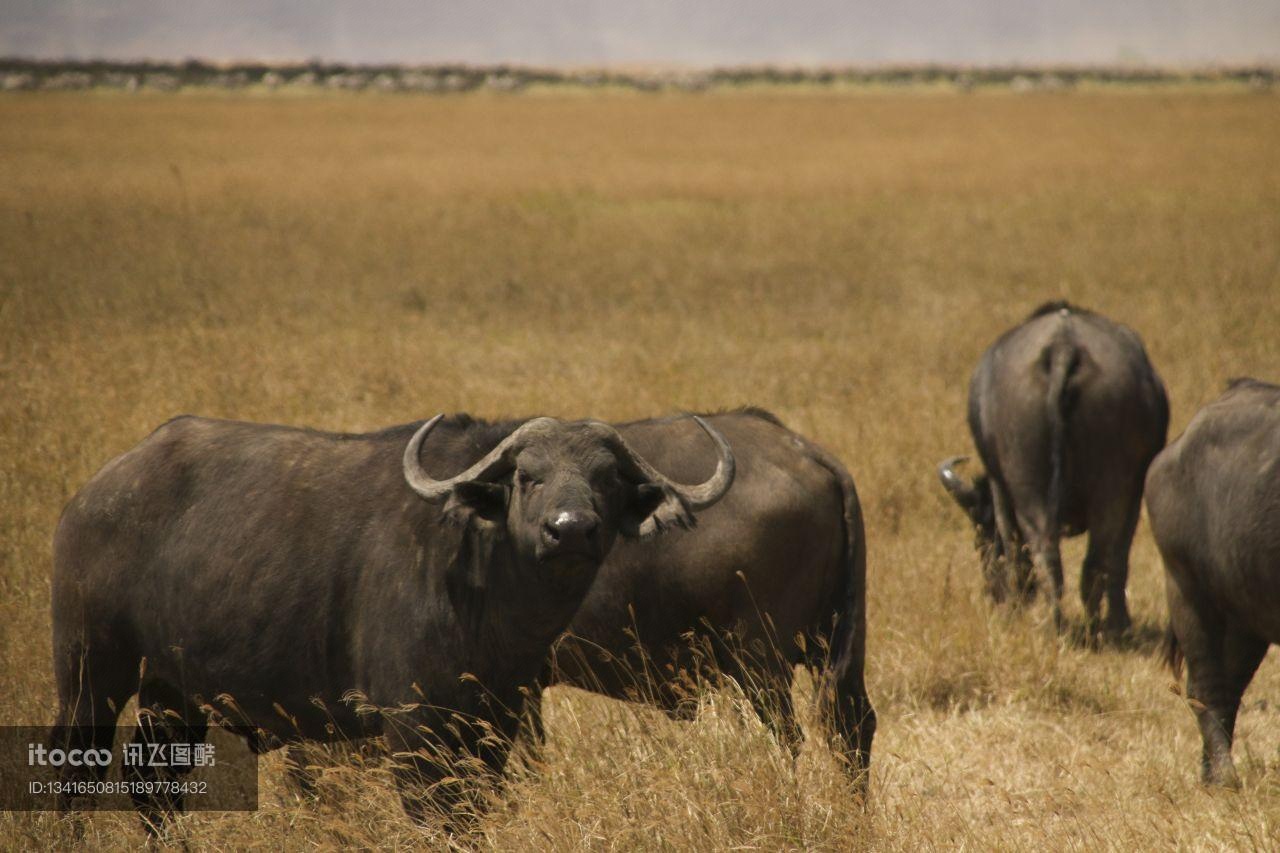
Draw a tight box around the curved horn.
[403,415,559,500]
[599,416,735,509]
[937,455,979,509]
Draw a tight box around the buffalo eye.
[590,463,621,489]
[516,470,541,492]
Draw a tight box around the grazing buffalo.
[524,408,875,785]
[939,302,1168,633]
[51,412,733,830]
[1148,378,1280,787]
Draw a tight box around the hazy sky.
[4,1,1279,65]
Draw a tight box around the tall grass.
[2,90,1279,849]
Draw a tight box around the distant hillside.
[2,59,1276,94]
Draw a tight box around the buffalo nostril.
[542,521,561,543]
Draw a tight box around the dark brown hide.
[50,412,732,830]
[940,302,1168,634]
[529,408,875,786]
[1148,379,1280,787]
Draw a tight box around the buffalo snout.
[540,509,601,558]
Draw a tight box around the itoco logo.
[27,743,113,767]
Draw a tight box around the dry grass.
[2,90,1279,850]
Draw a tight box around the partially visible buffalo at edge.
[1148,378,1280,787]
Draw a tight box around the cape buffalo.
[939,302,1168,634]
[50,411,733,830]
[1148,378,1280,787]
[523,408,874,785]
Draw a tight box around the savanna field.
[2,88,1279,849]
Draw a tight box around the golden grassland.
[2,90,1279,849]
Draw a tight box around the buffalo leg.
[1083,479,1143,637]
[51,642,132,813]
[987,480,1021,603]
[1020,488,1064,627]
[284,743,320,800]
[823,656,875,792]
[126,681,209,835]
[1187,630,1267,788]
[713,631,803,760]
[811,624,875,791]
[285,739,381,801]
[385,727,461,828]
[1012,547,1038,604]
[1030,542,1065,632]
[1079,549,1106,638]
[385,716,511,832]
[1101,496,1142,636]
[1169,580,1269,787]
[742,666,803,760]
[521,681,548,750]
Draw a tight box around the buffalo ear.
[444,516,504,627]
[443,482,508,526]
[432,482,508,628]
[620,482,696,540]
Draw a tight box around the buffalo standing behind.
[939,302,1168,635]
[527,408,875,784]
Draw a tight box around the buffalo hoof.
[1077,621,1104,650]
[1204,766,1242,790]
[1103,615,1132,640]
[1203,749,1243,789]
[1100,612,1131,645]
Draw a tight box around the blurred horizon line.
[4,55,1279,72]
